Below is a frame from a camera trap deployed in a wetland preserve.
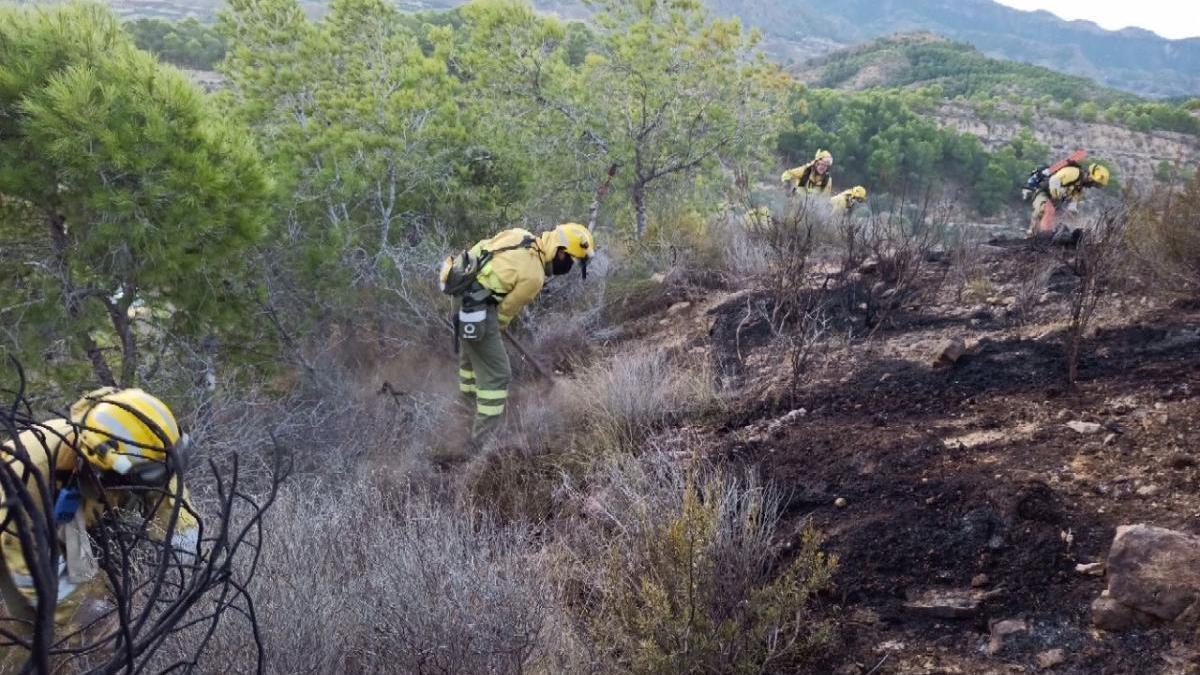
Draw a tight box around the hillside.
[709,0,1200,98]
[933,101,1200,193]
[797,33,1138,106]
[53,0,1200,98]
[783,33,1200,194]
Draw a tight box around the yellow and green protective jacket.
[831,188,865,214]
[1045,165,1088,205]
[781,161,833,194]
[470,228,559,327]
[1,419,198,625]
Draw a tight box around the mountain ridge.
[90,0,1200,98]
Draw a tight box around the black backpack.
[1023,157,1083,194]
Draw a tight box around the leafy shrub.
[561,454,837,674]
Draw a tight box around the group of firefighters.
[1,145,1112,664]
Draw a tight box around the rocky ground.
[610,236,1200,674]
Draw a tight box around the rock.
[1094,524,1200,629]
[1135,484,1161,498]
[779,408,807,424]
[1075,562,1105,576]
[1037,648,1066,670]
[1103,433,1117,446]
[876,639,905,653]
[859,258,879,275]
[930,338,965,368]
[665,301,692,315]
[834,497,848,508]
[971,573,990,588]
[986,618,1028,655]
[1001,296,1018,307]
[650,272,667,284]
[903,588,995,619]
[765,408,807,438]
[1066,421,1103,434]
[1092,595,1156,631]
[849,607,879,624]
[1167,453,1197,470]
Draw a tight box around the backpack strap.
[481,234,536,259]
[797,164,814,189]
[464,235,537,303]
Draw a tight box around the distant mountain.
[798,32,1138,104]
[77,0,1200,98]
[708,0,1200,98]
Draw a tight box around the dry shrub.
[947,229,987,303]
[469,349,720,522]
[183,350,452,487]
[162,477,581,674]
[1129,173,1200,297]
[553,348,720,454]
[1007,260,1057,326]
[714,209,771,279]
[860,201,949,329]
[560,452,837,674]
[1064,207,1129,385]
[523,308,599,376]
[738,196,828,322]
[962,274,997,304]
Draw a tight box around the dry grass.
[152,476,583,674]
[545,348,719,454]
[469,348,721,522]
[1128,173,1200,298]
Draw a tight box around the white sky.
[993,0,1200,40]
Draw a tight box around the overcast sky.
[994,0,1200,40]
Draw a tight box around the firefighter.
[439,223,595,456]
[831,185,868,214]
[781,149,834,195]
[1029,163,1110,239]
[0,387,197,668]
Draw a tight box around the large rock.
[1092,524,1200,630]
[930,338,965,368]
[904,587,999,619]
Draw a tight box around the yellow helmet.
[814,149,833,165]
[69,388,190,485]
[1088,163,1110,187]
[850,185,867,201]
[549,223,594,260]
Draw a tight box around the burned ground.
[697,239,1200,674]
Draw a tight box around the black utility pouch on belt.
[457,281,494,344]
